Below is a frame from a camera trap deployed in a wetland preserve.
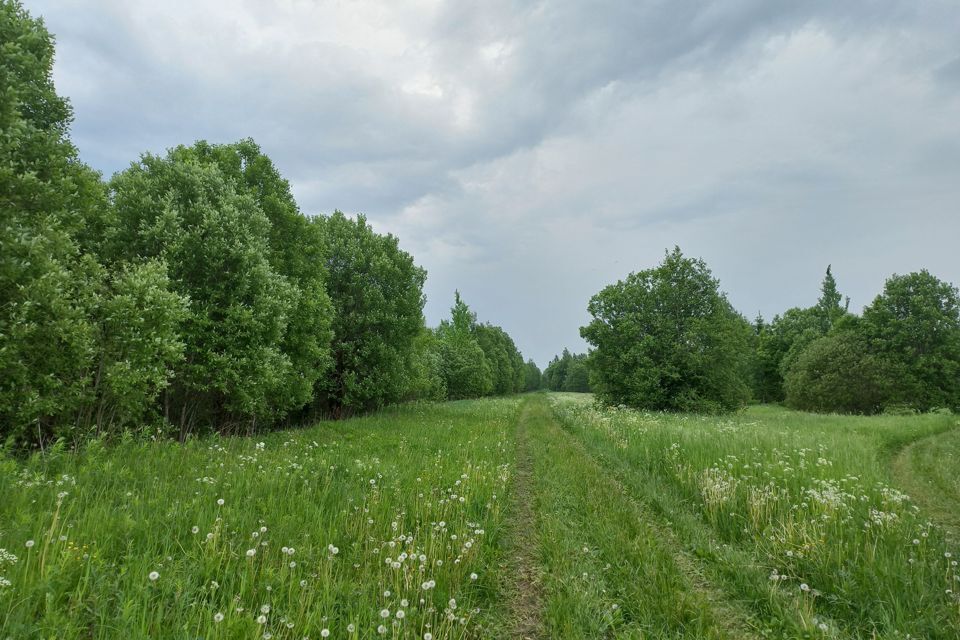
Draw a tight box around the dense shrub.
[783,330,891,414]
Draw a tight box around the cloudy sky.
[32,0,960,366]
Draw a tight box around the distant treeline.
[541,349,592,393]
[581,248,960,415]
[0,3,531,449]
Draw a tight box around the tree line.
[581,248,960,414]
[0,2,531,449]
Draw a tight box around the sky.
[30,0,960,367]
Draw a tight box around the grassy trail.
[499,401,544,639]
[548,394,960,639]
[518,394,752,639]
[891,424,960,541]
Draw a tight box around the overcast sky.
[32,0,960,367]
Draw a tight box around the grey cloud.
[26,0,960,366]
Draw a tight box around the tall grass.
[0,399,520,639]
[550,394,960,638]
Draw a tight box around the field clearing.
[2,394,959,639]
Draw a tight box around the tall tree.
[174,140,335,416]
[754,266,849,401]
[0,2,104,445]
[436,292,493,399]
[108,149,296,436]
[581,247,752,412]
[523,360,542,391]
[316,212,426,415]
[860,270,960,411]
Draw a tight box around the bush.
[784,331,892,414]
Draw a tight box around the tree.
[0,1,106,445]
[562,355,591,392]
[474,323,524,395]
[860,270,960,411]
[523,360,542,391]
[816,265,847,328]
[83,260,188,433]
[543,349,572,391]
[405,327,447,402]
[108,149,296,436]
[174,140,335,417]
[754,266,850,402]
[436,292,493,399]
[543,349,591,392]
[581,248,752,412]
[783,326,891,414]
[316,212,426,415]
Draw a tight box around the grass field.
[2,394,959,639]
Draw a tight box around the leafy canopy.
[581,247,752,412]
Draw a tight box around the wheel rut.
[503,401,544,640]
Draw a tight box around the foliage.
[83,260,188,433]
[404,327,448,402]
[181,139,335,416]
[753,266,849,402]
[108,149,297,435]
[543,349,591,392]
[436,292,494,399]
[581,248,752,412]
[473,323,524,395]
[783,325,891,414]
[860,270,960,411]
[0,1,94,444]
[523,359,543,391]
[316,212,426,415]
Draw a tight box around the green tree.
[108,149,296,436]
[83,260,189,433]
[523,360,542,391]
[405,327,447,402]
[436,292,493,399]
[316,212,426,415]
[784,325,891,414]
[860,270,960,411]
[474,323,524,395]
[562,355,591,392]
[174,140,335,416]
[755,266,850,402]
[543,349,572,391]
[581,248,752,412]
[0,1,106,445]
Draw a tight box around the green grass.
[2,394,959,639]
[892,426,960,540]
[549,393,960,639]
[0,399,520,639]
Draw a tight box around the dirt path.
[502,401,544,639]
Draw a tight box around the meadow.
[2,393,959,639]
